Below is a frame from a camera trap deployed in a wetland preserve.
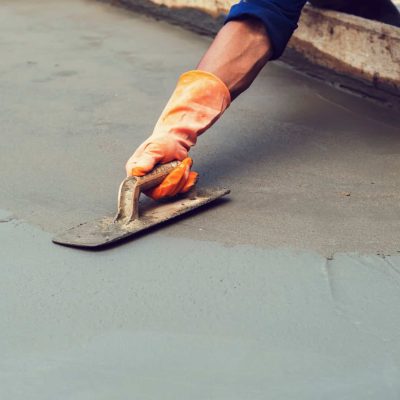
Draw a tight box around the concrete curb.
[292,6,400,94]
[104,0,400,99]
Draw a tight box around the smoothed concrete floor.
[0,0,400,398]
[1,0,400,255]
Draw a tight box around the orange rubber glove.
[125,70,231,200]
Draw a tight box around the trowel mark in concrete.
[0,209,14,223]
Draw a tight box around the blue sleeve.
[225,0,307,60]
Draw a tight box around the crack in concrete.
[322,254,400,344]
[323,257,337,304]
[381,256,400,289]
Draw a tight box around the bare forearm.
[197,18,272,99]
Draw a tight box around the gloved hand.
[125,70,231,200]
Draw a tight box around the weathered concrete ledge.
[292,6,400,94]
[106,0,400,97]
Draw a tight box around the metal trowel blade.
[52,188,229,249]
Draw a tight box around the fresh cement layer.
[0,0,400,397]
[0,0,400,255]
[1,217,400,399]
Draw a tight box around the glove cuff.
[153,69,231,147]
[178,70,232,109]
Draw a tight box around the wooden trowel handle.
[115,160,181,223]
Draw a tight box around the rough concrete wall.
[146,0,233,16]
[291,6,400,93]
[129,0,400,94]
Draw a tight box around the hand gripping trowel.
[52,161,230,248]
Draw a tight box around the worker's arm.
[197,18,272,100]
[125,19,271,199]
[126,0,307,199]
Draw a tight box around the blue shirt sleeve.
[225,0,307,60]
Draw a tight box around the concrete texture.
[0,0,400,398]
[290,5,400,94]
[2,218,400,399]
[105,0,400,111]
[112,0,400,93]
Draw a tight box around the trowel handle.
[115,160,181,223]
[134,160,181,192]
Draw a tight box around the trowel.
[52,161,229,248]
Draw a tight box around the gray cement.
[1,217,400,399]
[0,0,400,398]
[1,0,400,255]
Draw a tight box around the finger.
[169,162,190,197]
[126,143,166,176]
[180,171,199,193]
[145,160,189,200]
[129,155,157,176]
[167,158,192,197]
[145,158,192,200]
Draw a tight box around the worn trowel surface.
[52,161,230,248]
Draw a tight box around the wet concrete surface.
[0,0,400,398]
[1,0,400,255]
